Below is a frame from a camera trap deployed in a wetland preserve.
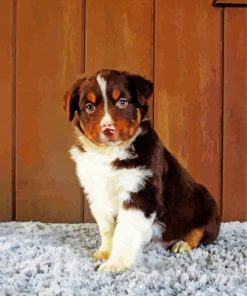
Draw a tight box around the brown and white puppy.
[64,69,221,272]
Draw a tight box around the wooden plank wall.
[0,0,15,221]
[222,8,247,221]
[0,0,246,222]
[154,0,222,209]
[15,0,83,222]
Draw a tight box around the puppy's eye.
[116,98,128,109]
[85,102,95,113]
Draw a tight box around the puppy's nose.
[101,125,116,137]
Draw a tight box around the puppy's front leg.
[98,208,155,272]
[91,205,115,261]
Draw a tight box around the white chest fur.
[69,146,152,218]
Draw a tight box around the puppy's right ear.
[63,78,85,121]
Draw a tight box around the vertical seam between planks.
[11,0,17,221]
[81,0,86,74]
[220,7,225,219]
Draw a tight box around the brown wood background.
[0,0,246,222]
[0,0,14,221]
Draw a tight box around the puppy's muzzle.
[101,125,116,137]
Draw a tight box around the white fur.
[100,112,114,127]
[70,127,164,271]
[69,142,152,215]
[99,209,156,271]
[96,74,114,127]
[96,75,108,112]
[152,221,166,241]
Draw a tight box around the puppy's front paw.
[93,249,110,261]
[171,241,192,253]
[98,260,128,272]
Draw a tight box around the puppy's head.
[63,69,153,145]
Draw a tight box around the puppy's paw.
[93,249,110,261]
[98,260,128,272]
[171,241,192,253]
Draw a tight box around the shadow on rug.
[0,222,246,296]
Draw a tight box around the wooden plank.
[16,0,84,222]
[0,0,14,221]
[84,0,154,222]
[223,8,247,221]
[154,0,222,210]
[85,0,153,79]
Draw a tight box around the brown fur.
[184,228,204,249]
[115,120,221,246]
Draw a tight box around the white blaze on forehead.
[96,74,114,126]
[100,112,114,126]
[96,75,108,111]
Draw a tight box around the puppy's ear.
[63,78,85,121]
[130,74,153,106]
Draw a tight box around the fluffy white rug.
[0,222,246,296]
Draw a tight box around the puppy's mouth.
[99,125,120,144]
[99,129,121,145]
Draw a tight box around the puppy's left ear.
[131,74,153,106]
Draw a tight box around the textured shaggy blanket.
[0,222,246,296]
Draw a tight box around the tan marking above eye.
[112,89,121,101]
[136,108,141,124]
[87,92,96,103]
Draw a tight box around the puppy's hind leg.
[171,228,204,254]
[98,208,155,272]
